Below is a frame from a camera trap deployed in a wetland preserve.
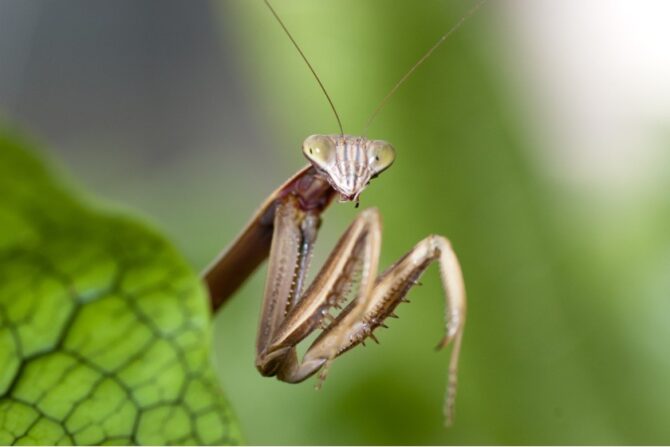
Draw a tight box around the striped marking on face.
[333,136,374,198]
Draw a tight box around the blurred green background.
[1,0,669,444]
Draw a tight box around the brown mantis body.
[204,0,486,426]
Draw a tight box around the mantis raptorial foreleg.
[251,193,466,425]
[255,195,381,380]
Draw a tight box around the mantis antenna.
[264,0,345,136]
[362,0,489,135]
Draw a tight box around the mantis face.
[302,134,396,202]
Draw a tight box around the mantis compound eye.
[369,140,396,174]
[303,135,336,168]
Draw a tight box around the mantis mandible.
[204,0,486,426]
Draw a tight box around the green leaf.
[0,131,241,445]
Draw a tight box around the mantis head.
[303,134,396,203]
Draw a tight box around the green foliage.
[0,132,241,445]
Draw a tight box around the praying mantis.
[204,0,486,427]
